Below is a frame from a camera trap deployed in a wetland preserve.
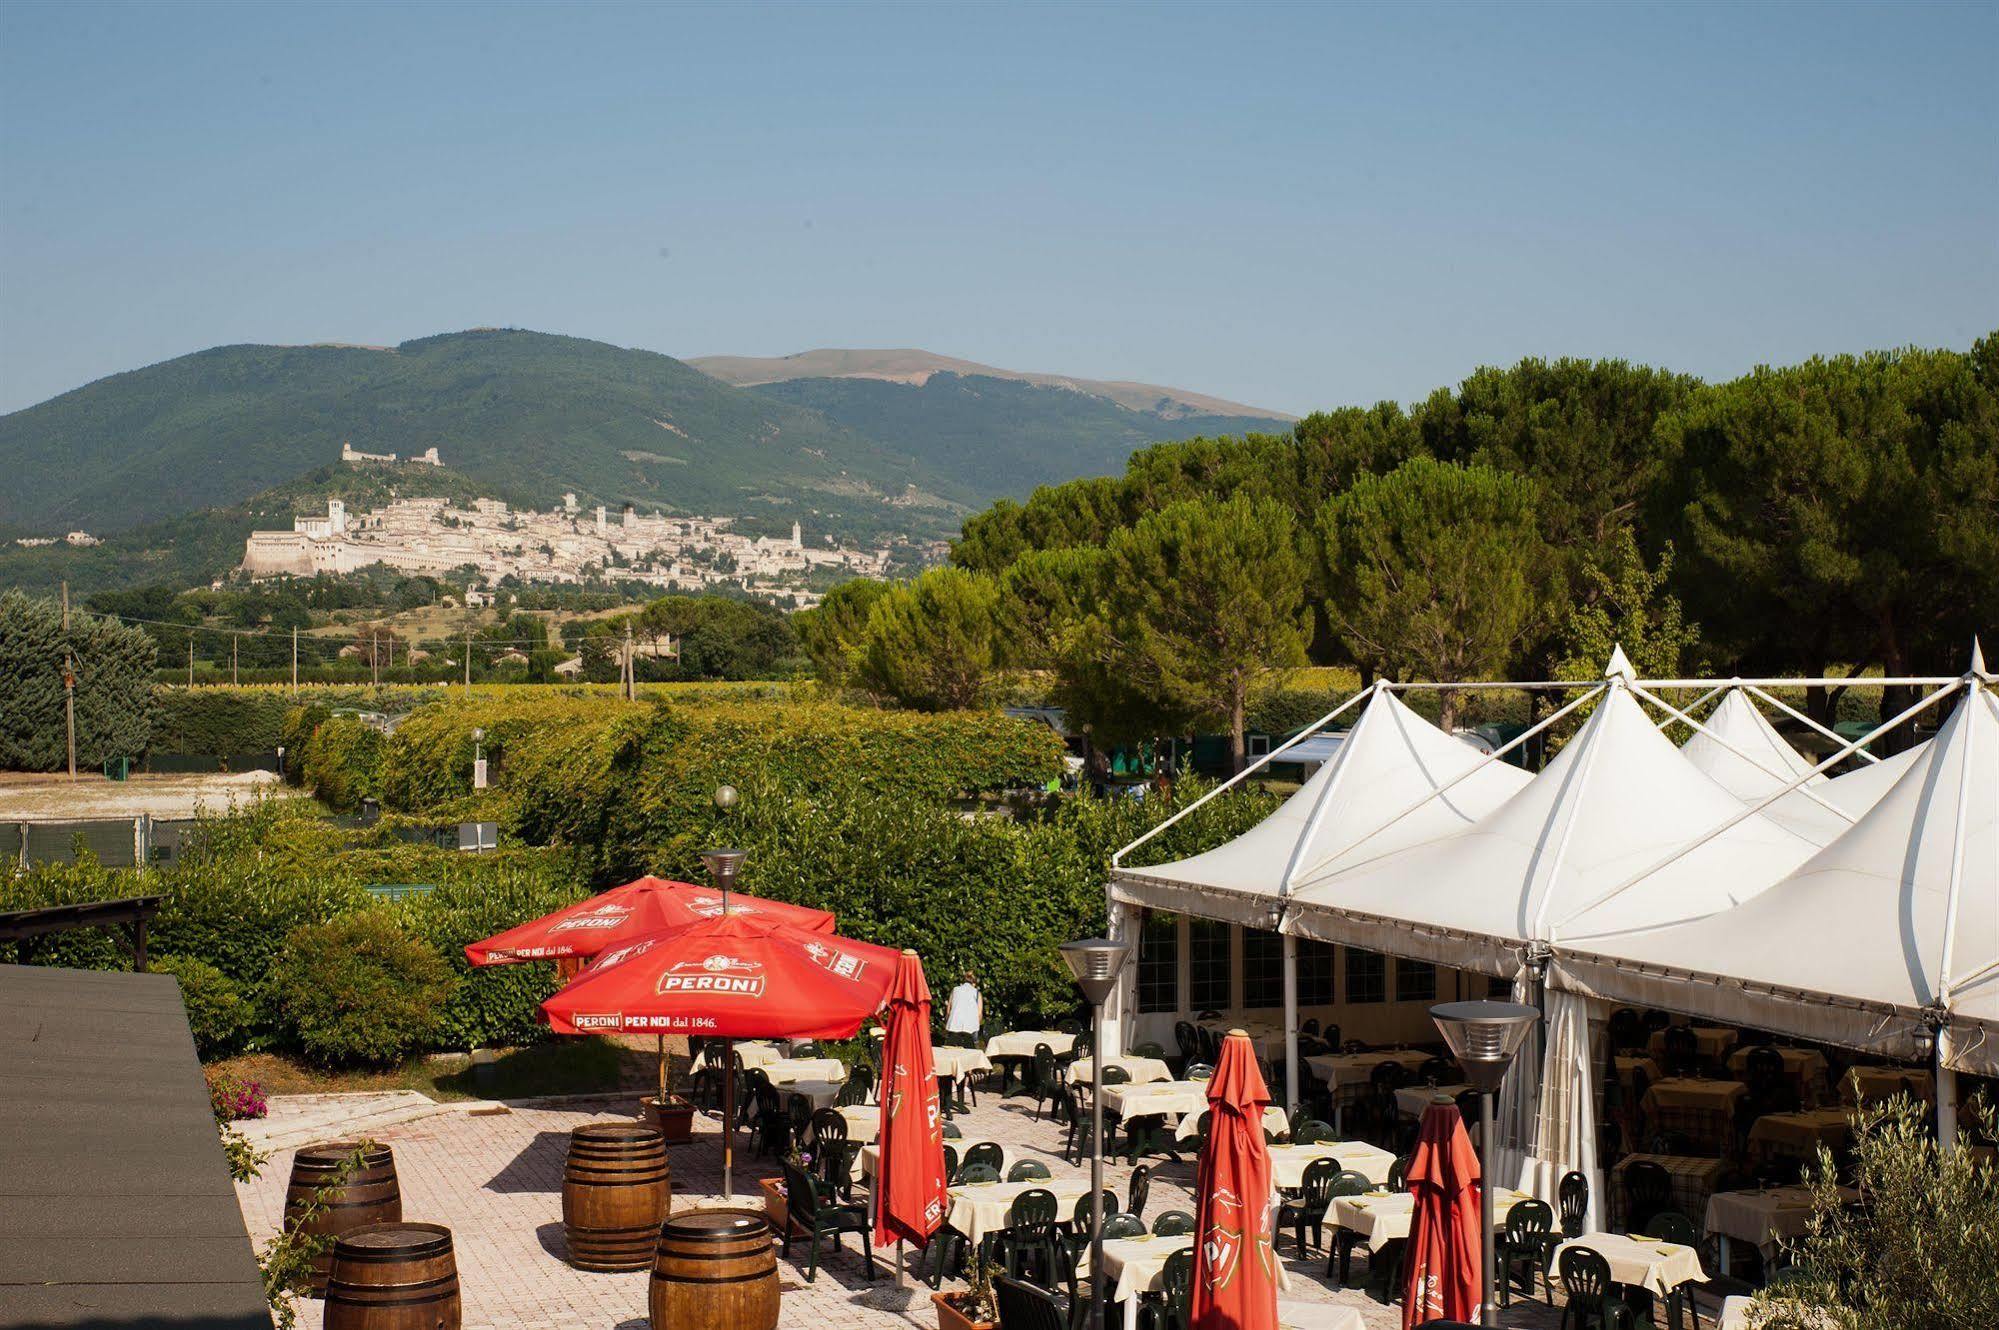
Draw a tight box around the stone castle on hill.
[342,442,441,466]
[239,449,890,604]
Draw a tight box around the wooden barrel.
[324,1222,460,1330]
[649,1208,779,1330]
[562,1123,671,1272]
[284,1140,401,1294]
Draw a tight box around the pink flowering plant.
[207,1070,269,1123]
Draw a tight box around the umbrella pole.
[722,1037,735,1199]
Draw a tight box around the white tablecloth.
[765,1056,849,1086]
[945,1175,1092,1246]
[1394,1084,1470,1119]
[1554,1233,1705,1297]
[1092,1233,1294,1318]
[1275,1302,1365,1330]
[934,1047,994,1079]
[1303,1050,1416,1090]
[862,1139,1019,1182]
[1104,1080,1210,1119]
[1266,1141,1397,1190]
[691,1040,785,1073]
[1069,1056,1173,1085]
[1333,1188,1534,1249]
[1173,1103,1291,1142]
[985,1029,1074,1059]
[1704,1185,1854,1260]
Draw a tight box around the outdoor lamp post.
[1429,999,1540,1328]
[1061,937,1129,1330]
[700,844,749,1197]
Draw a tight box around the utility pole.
[464,621,473,697]
[370,629,381,688]
[622,621,635,701]
[187,636,194,686]
[61,582,76,781]
[291,626,298,694]
[230,633,238,685]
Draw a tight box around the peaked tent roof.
[1820,739,1930,815]
[1111,688,1531,927]
[1678,692,1855,844]
[1553,684,1998,1076]
[1283,687,1822,976]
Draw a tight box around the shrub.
[270,912,454,1066]
[298,714,383,811]
[206,1070,269,1122]
[153,953,254,1058]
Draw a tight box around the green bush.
[0,589,157,770]
[299,714,384,811]
[271,912,455,1067]
[397,871,590,1050]
[152,954,253,1058]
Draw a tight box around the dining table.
[1840,1064,1934,1105]
[932,1045,994,1113]
[1068,1055,1174,1085]
[1266,1140,1397,1190]
[1611,1154,1729,1229]
[1393,1084,1470,1120]
[1704,1183,1857,1275]
[944,1174,1093,1248]
[1646,1025,1738,1061]
[1727,1045,1829,1102]
[1332,1187,1535,1250]
[1091,1231,1293,1323]
[1552,1232,1705,1300]
[1746,1107,1851,1162]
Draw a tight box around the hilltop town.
[240,446,906,605]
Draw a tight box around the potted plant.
[932,1258,999,1330]
[639,1036,695,1143]
[758,1153,810,1238]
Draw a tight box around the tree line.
[799,337,1999,769]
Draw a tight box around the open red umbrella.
[464,874,835,966]
[540,913,900,1196]
[1401,1098,1482,1329]
[873,950,948,1262]
[1190,1030,1280,1330]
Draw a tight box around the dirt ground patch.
[0,769,299,820]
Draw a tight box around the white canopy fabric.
[1679,692,1851,844]
[1282,686,1822,976]
[1820,739,1930,815]
[1554,685,1998,1076]
[1110,687,1530,926]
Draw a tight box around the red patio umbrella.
[540,912,901,1195]
[1190,1030,1280,1330]
[873,950,948,1271]
[463,874,835,966]
[1401,1098,1482,1329]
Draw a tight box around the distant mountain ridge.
[691,347,1294,422]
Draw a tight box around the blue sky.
[2,0,1993,416]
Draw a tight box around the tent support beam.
[1282,934,1299,1119]
[1744,682,1883,763]
[1937,1056,1959,1152]
[1628,681,1858,827]
[1112,685,1375,869]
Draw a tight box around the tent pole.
[1936,1054,1959,1152]
[1281,935,1300,1121]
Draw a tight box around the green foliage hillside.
[0,329,967,539]
[750,371,1292,498]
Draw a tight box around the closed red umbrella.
[873,950,948,1265]
[1401,1098,1483,1329]
[1190,1030,1280,1330]
[464,874,835,965]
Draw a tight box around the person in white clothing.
[943,969,983,1047]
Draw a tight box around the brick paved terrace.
[236,1084,1722,1329]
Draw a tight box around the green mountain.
[692,348,1294,497]
[0,329,967,539]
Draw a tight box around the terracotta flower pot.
[932,1291,998,1330]
[757,1176,806,1238]
[641,1095,695,1143]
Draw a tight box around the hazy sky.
[2,0,1994,416]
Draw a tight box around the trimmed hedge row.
[0,805,590,1056]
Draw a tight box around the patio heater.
[701,843,748,1197]
[1060,937,1129,1330]
[1429,999,1540,1328]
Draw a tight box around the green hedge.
[149,688,297,755]
[0,805,589,1060]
